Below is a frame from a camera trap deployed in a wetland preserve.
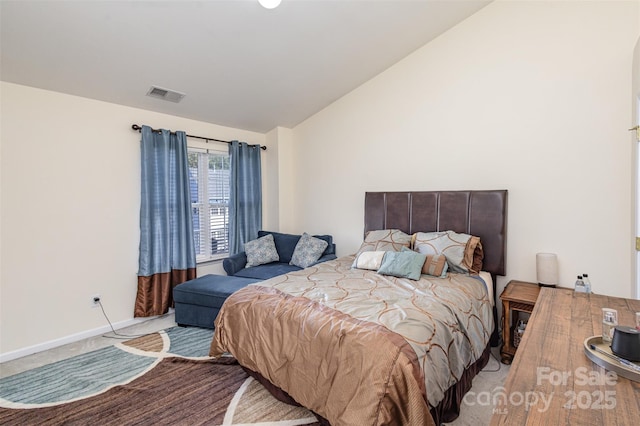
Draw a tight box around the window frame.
[188,144,230,263]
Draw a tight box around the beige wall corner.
[264,126,296,234]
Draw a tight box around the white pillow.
[352,251,386,270]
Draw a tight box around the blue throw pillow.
[244,234,279,267]
[377,250,427,281]
[258,230,334,262]
[290,233,329,268]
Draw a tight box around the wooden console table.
[491,288,640,425]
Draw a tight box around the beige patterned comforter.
[210,255,493,425]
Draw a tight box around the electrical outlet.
[90,294,101,308]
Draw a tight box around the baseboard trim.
[0,316,161,363]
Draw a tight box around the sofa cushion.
[222,252,248,276]
[232,262,303,280]
[173,274,260,308]
[258,231,334,263]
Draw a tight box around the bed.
[210,190,508,425]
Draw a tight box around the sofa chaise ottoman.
[173,274,260,329]
[173,230,336,329]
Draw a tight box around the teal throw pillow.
[377,250,427,281]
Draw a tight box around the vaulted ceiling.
[1,1,490,133]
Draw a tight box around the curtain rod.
[131,124,266,150]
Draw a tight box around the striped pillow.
[422,253,448,278]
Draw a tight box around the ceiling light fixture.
[258,0,281,10]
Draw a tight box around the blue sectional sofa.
[173,231,336,329]
[222,230,336,279]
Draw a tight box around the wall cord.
[97,299,166,340]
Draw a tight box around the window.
[188,148,230,262]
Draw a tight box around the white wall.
[2,0,639,360]
[633,34,640,298]
[290,1,640,298]
[0,82,265,357]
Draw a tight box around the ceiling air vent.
[146,86,185,103]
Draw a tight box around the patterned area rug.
[0,327,319,425]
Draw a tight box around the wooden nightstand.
[499,280,541,364]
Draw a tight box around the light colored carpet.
[444,348,510,425]
[0,314,509,425]
[0,325,320,425]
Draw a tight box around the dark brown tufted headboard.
[364,190,508,277]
